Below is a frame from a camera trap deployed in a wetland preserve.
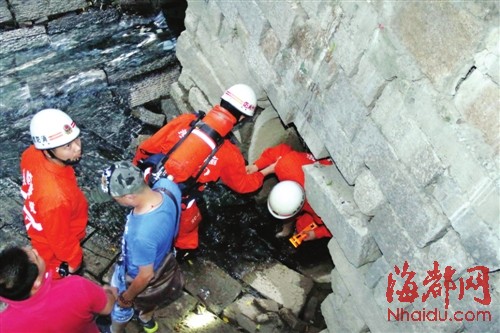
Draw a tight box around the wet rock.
[182,258,243,315]
[47,8,121,34]
[131,105,165,127]
[171,300,241,333]
[223,294,283,333]
[278,308,307,332]
[241,259,314,316]
[253,298,280,313]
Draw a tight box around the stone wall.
[171,1,499,332]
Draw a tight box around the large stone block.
[474,27,499,84]
[364,145,449,248]
[364,256,390,290]
[293,112,330,159]
[354,169,386,216]
[169,81,193,114]
[241,259,313,316]
[0,0,12,24]
[369,204,426,277]
[327,238,395,333]
[425,229,475,278]
[247,106,301,164]
[371,82,445,188]
[182,259,243,315]
[351,52,390,108]
[454,69,499,153]
[331,2,378,76]
[175,33,227,105]
[321,293,350,333]
[187,86,210,112]
[10,0,87,23]
[223,294,282,333]
[451,209,500,270]
[456,271,500,333]
[128,69,180,108]
[304,164,381,267]
[337,296,369,333]
[256,1,308,46]
[393,2,484,92]
[321,71,368,141]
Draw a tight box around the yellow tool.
[289,222,318,248]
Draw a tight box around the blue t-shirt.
[123,178,181,278]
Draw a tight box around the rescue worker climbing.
[246,143,333,244]
[20,109,88,279]
[133,84,274,256]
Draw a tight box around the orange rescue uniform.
[133,108,265,249]
[20,145,88,279]
[253,143,333,240]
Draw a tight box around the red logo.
[63,124,73,135]
[386,261,492,323]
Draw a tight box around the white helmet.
[30,109,80,149]
[221,84,257,117]
[267,180,305,219]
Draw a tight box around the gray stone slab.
[364,143,450,248]
[393,2,483,92]
[327,238,403,333]
[223,294,283,333]
[364,256,390,290]
[241,259,313,316]
[353,169,386,216]
[451,209,500,270]
[181,259,242,315]
[127,69,181,108]
[371,82,446,188]
[131,106,165,128]
[304,164,382,267]
[10,0,87,23]
[0,0,12,24]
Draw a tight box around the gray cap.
[100,161,146,197]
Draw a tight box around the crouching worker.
[99,161,184,333]
[133,84,274,257]
[267,181,332,247]
[0,245,116,332]
[246,143,333,245]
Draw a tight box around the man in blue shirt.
[100,161,183,333]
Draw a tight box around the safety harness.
[137,111,233,197]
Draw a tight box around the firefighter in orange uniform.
[133,84,274,254]
[246,143,333,242]
[20,109,88,279]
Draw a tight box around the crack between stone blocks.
[454,65,477,95]
[367,76,397,111]
[5,0,19,29]
[347,50,365,78]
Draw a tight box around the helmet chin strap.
[46,149,82,166]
